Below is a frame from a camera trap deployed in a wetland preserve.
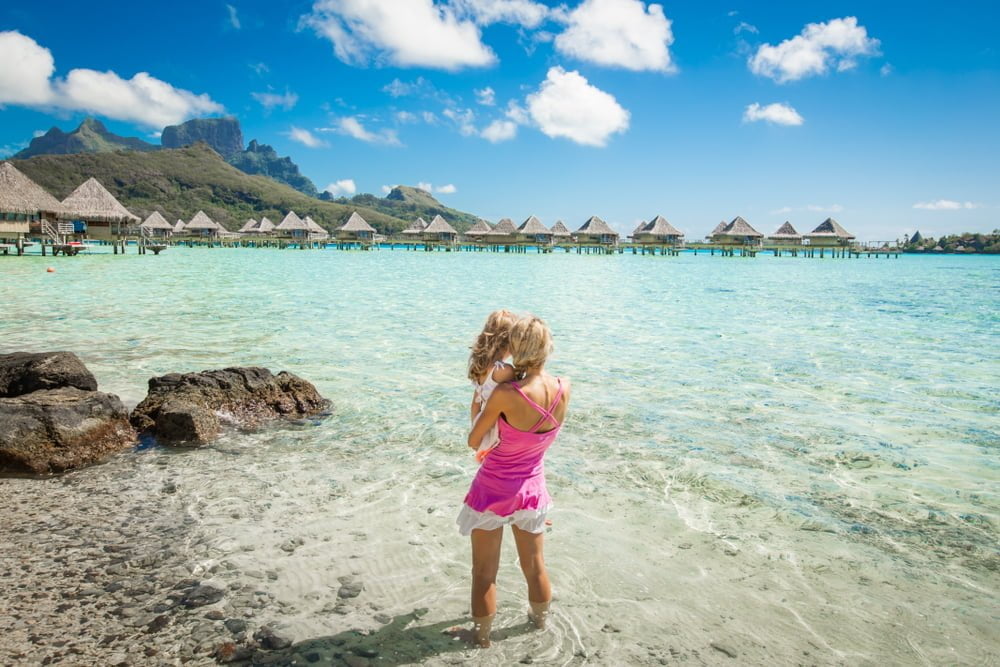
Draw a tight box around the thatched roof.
[423,214,458,234]
[173,219,185,232]
[630,221,647,237]
[258,216,275,233]
[216,220,231,233]
[910,230,923,244]
[140,211,173,230]
[492,218,517,235]
[61,177,139,222]
[711,221,728,235]
[769,221,801,239]
[185,210,218,230]
[276,211,308,231]
[402,216,428,235]
[304,216,329,235]
[550,220,572,237]
[641,215,683,237]
[576,216,618,236]
[518,216,551,235]
[339,211,375,233]
[719,216,763,238]
[0,161,66,216]
[239,218,259,233]
[807,218,854,239]
[465,219,492,236]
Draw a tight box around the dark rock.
[215,641,253,663]
[710,642,738,659]
[353,646,379,658]
[144,615,170,634]
[204,609,225,620]
[0,387,136,474]
[253,625,293,650]
[337,579,363,599]
[230,140,319,197]
[225,618,248,634]
[161,117,244,160]
[181,584,224,608]
[0,351,97,397]
[130,367,328,445]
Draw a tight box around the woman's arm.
[468,387,508,449]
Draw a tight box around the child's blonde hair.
[509,315,553,374]
[468,309,517,382]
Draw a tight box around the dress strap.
[528,379,563,432]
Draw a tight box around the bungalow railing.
[40,219,62,245]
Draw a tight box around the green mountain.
[13,118,157,159]
[230,140,318,197]
[325,186,479,232]
[11,144,410,234]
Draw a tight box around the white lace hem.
[456,504,551,536]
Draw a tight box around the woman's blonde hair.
[468,309,517,382]
[509,315,553,374]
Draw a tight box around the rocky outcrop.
[0,352,135,474]
[161,117,244,160]
[130,367,328,445]
[228,140,318,196]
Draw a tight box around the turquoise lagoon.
[1,248,997,664]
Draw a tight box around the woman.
[456,315,571,648]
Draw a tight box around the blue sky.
[1,0,998,241]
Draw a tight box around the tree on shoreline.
[903,230,1000,254]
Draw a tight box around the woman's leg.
[470,527,503,646]
[512,524,551,627]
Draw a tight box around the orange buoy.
[46,267,55,273]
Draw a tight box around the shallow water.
[1,247,998,665]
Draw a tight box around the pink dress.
[457,379,564,535]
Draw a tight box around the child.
[468,310,518,462]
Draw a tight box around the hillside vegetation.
[12,145,411,233]
[327,186,479,232]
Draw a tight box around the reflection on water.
[1,248,997,664]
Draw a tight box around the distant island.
[902,230,1000,254]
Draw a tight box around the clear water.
[2,247,998,664]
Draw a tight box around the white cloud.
[381,184,393,194]
[481,119,518,142]
[443,107,477,136]
[435,184,457,194]
[250,62,269,75]
[475,86,496,106]
[421,111,439,124]
[451,0,549,28]
[526,66,630,146]
[880,63,893,77]
[769,206,794,215]
[395,110,417,123]
[913,200,979,211]
[32,129,46,138]
[251,90,298,110]
[807,204,843,212]
[554,0,676,72]
[286,126,328,148]
[383,77,423,97]
[743,102,804,126]
[0,31,223,128]
[749,17,880,83]
[300,0,496,70]
[417,182,433,192]
[226,4,241,29]
[0,142,28,158]
[324,178,357,195]
[326,116,402,145]
[734,21,758,35]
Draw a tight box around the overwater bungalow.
[337,211,375,242]
[173,219,186,234]
[275,211,309,239]
[185,211,220,237]
[708,221,728,241]
[485,218,517,245]
[517,216,553,245]
[256,216,275,235]
[713,216,763,246]
[804,218,855,247]
[421,215,459,245]
[61,177,139,241]
[575,216,619,246]
[550,220,572,241]
[0,162,66,244]
[768,221,802,245]
[401,217,428,238]
[303,216,328,239]
[464,219,492,241]
[140,211,174,238]
[634,215,684,245]
[238,218,258,233]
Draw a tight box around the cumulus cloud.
[880,63,893,77]
[913,200,979,211]
[436,184,457,194]
[422,111,439,124]
[749,16,880,83]
[416,181,433,192]
[475,86,496,106]
[324,116,402,145]
[381,185,393,194]
[251,89,299,111]
[554,0,676,72]
[443,107,477,136]
[525,66,630,146]
[451,0,549,28]
[300,0,495,70]
[395,110,418,123]
[481,119,518,142]
[324,179,357,195]
[743,102,804,126]
[0,31,222,128]
[286,126,328,148]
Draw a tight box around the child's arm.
[471,395,482,424]
[468,387,509,450]
[491,362,516,385]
